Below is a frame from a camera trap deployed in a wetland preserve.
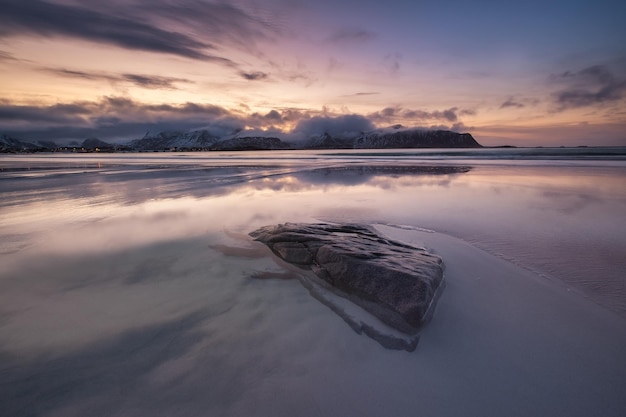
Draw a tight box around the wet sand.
[1,151,625,416]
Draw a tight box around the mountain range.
[1,126,481,152]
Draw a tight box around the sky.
[1,0,625,146]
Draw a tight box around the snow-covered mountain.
[129,130,221,151]
[81,138,115,150]
[0,126,482,152]
[0,134,57,152]
[128,130,291,151]
[354,127,481,148]
[302,132,353,149]
[302,126,481,149]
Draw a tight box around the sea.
[1,147,625,416]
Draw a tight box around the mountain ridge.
[1,126,481,152]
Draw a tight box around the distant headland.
[1,125,481,153]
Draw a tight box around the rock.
[249,223,445,338]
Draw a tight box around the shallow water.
[1,149,625,416]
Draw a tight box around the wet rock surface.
[249,223,445,338]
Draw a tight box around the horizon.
[1,0,625,147]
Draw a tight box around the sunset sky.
[1,0,625,146]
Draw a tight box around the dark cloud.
[144,0,279,52]
[424,122,472,133]
[44,68,101,80]
[500,97,525,109]
[240,71,269,81]
[264,110,283,122]
[276,108,307,122]
[0,0,276,64]
[441,108,458,122]
[0,0,213,61]
[371,106,466,124]
[292,114,375,141]
[450,122,472,132]
[0,103,89,125]
[381,107,397,117]
[0,97,239,142]
[0,96,475,144]
[551,65,626,109]
[122,73,192,89]
[43,68,193,89]
[326,28,377,43]
[337,91,381,97]
[0,98,329,143]
[0,50,17,61]
[459,108,477,116]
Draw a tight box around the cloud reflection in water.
[1,155,625,416]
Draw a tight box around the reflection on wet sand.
[1,152,625,417]
[294,165,471,185]
[2,157,624,316]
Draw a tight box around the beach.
[1,149,625,416]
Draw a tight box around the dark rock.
[250,223,444,335]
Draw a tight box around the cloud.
[1,98,334,143]
[122,73,193,89]
[0,97,476,144]
[0,97,240,142]
[551,65,626,110]
[0,0,277,64]
[326,28,377,44]
[500,97,525,109]
[0,0,218,61]
[145,0,280,52]
[459,108,477,116]
[441,108,458,122]
[0,102,90,126]
[274,108,308,123]
[340,92,380,97]
[240,71,269,81]
[263,110,283,122]
[0,50,18,61]
[292,114,375,141]
[370,106,467,124]
[450,122,472,132]
[43,68,193,89]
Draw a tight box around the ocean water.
[1,148,625,416]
